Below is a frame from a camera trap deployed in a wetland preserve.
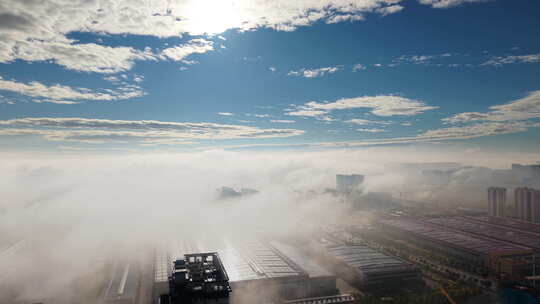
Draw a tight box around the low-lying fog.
[1,146,538,302]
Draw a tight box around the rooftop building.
[465,216,540,235]
[154,239,338,303]
[323,243,420,288]
[426,217,540,252]
[378,218,533,277]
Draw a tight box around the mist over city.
[1,0,540,303]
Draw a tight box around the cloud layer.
[0,117,304,144]
[443,90,540,123]
[0,77,144,103]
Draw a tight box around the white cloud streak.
[0,117,304,144]
[160,39,214,61]
[443,90,540,123]
[288,95,438,117]
[287,66,340,78]
[0,77,144,103]
[345,118,392,125]
[482,54,540,66]
[418,0,489,8]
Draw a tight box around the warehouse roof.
[326,243,417,275]
[380,219,531,255]
[465,216,540,235]
[427,217,540,251]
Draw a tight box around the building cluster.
[322,243,421,289]
[487,186,540,223]
[376,215,540,280]
[153,239,340,304]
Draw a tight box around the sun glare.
[182,0,242,34]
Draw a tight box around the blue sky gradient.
[0,0,539,152]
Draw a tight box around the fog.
[1,146,539,302]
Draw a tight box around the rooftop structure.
[378,218,533,278]
[380,219,530,257]
[283,294,356,304]
[323,243,420,288]
[166,252,231,304]
[426,217,540,252]
[465,216,540,235]
[154,239,338,303]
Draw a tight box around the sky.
[1,0,540,153]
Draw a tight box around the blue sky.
[0,0,539,152]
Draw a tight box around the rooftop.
[426,217,540,251]
[380,219,531,255]
[326,243,417,275]
[466,216,540,235]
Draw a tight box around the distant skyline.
[1,0,539,153]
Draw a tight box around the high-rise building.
[336,174,364,193]
[515,187,540,223]
[488,187,506,217]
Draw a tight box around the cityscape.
[1,0,540,303]
[2,161,540,303]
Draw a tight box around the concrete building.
[488,187,507,217]
[336,174,364,193]
[515,187,540,223]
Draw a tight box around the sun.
[182,0,242,35]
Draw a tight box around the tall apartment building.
[488,187,506,217]
[515,187,540,223]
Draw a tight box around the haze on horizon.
[1,0,539,303]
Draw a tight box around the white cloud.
[218,112,234,116]
[288,95,438,117]
[317,121,529,147]
[270,119,295,123]
[443,90,540,123]
[0,0,406,72]
[0,77,145,103]
[345,118,391,125]
[269,67,277,72]
[287,66,340,78]
[325,14,365,24]
[0,117,305,144]
[3,40,156,74]
[352,64,366,71]
[133,75,144,83]
[418,0,489,8]
[357,128,386,133]
[103,76,120,83]
[161,39,214,61]
[33,99,79,105]
[481,54,540,66]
